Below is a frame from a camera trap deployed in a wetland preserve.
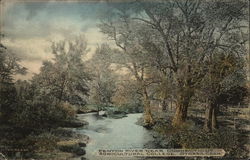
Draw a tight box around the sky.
[1,0,115,80]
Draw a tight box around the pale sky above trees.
[1,1,116,80]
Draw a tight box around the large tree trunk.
[142,86,154,126]
[172,96,190,126]
[204,101,218,132]
[172,71,194,127]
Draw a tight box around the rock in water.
[74,147,86,156]
[98,110,107,116]
[78,142,86,147]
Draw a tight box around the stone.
[98,111,106,116]
[57,140,87,156]
[73,147,86,156]
[113,110,123,114]
[78,142,86,147]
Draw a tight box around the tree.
[199,53,246,132]
[150,70,174,112]
[31,36,91,107]
[88,44,117,109]
[98,8,158,125]
[100,0,248,127]
[0,34,26,122]
[0,37,26,83]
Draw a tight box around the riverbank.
[31,128,89,159]
[33,118,91,159]
[0,118,90,159]
[0,109,139,159]
[76,104,143,118]
[77,108,129,119]
[136,109,250,159]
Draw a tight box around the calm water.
[74,113,155,160]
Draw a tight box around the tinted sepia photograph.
[0,0,249,159]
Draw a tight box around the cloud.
[2,37,53,61]
[1,1,113,80]
[81,21,96,32]
[24,2,48,20]
[14,60,43,81]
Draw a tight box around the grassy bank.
[0,103,89,159]
[137,106,249,159]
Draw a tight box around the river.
[73,113,156,160]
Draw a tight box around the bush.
[118,103,143,113]
[0,83,18,123]
[0,131,59,158]
[23,132,59,152]
[9,101,76,129]
[154,121,248,158]
[55,102,76,121]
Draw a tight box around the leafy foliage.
[88,44,117,107]
[0,36,26,123]
[32,37,90,106]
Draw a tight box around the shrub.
[10,101,76,129]
[23,132,59,152]
[118,103,143,113]
[154,121,248,158]
[60,103,76,118]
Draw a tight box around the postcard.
[0,0,249,159]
